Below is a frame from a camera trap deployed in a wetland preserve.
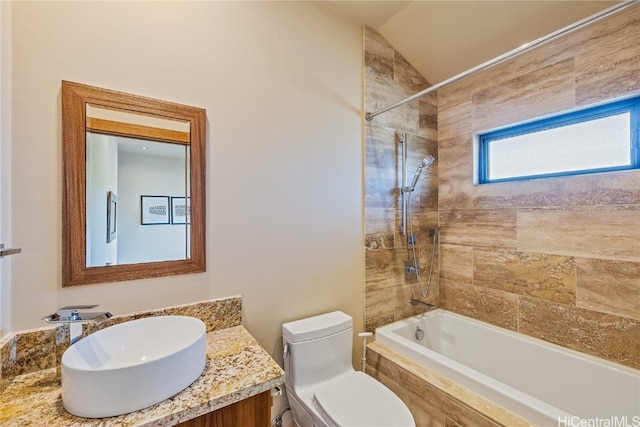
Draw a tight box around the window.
[477,96,640,184]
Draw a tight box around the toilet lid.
[313,371,415,427]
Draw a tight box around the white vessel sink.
[61,315,207,418]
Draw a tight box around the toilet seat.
[313,371,415,427]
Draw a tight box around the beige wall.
[4,1,364,364]
[0,1,12,337]
[0,3,3,333]
[365,5,640,369]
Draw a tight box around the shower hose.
[407,192,438,299]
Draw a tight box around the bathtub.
[375,309,640,426]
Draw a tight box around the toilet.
[282,311,415,427]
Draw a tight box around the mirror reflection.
[85,105,191,267]
[86,134,190,266]
[62,81,206,287]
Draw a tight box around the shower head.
[409,155,435,191]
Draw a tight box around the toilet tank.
[283,311,353,390]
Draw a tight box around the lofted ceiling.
[322,1,620,85]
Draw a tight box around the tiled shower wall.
[364,5,640,370]
[364,27,439,331]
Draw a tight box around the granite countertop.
[0,325,285,427]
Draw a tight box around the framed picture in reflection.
[141,195,170,225]
[106,191,117,243]
[171,197,191,225]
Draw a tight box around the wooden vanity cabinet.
[175,391,272,427]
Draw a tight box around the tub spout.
[410,299,437,310]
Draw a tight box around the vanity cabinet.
[176,391,272,427]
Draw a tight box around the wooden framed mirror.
[62,81,206,286]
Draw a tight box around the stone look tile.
[439,5,639,114]
[365,28,424,135]
[519,297,640,369]
[441,281,518,331]
[517,206,640,262]
[365,287,395,332]
[406,134,438,210]
[575,7,640,106]
[366,238,440,328]
[576,43,640,106]
[471,58,576,132]
[366,207,396,235]
[396,280,439,318]
[386,49,429,136]
[419,94,438,141]
[365,124,398,210]
[367,343,527,427]
[473,249,576,305]
[366,350,449,427]
[445,418,465,427]
[439,209,517,249]
[369,96,422,136]
[365,248,406,292]
[399,368,499,427]
[438,30,581,114]
[396,209,439,247]
[395,51,429,93]
[576,258,640,321]
[474,170,640,209]
[365,346,401,383]
[438,71,487,113]
[364,25,439,329]
[363,27,394,91]
[365,232,394,251]
[440,244,473,285]
[438,101,473,210]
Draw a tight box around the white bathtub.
[375,309,640,426]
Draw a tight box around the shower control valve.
[405,264,420,275]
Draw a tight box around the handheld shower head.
[409,155,435,191]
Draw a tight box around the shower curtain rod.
[365,0,638,121]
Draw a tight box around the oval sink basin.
[61,315,207,418]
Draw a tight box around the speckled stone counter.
[0,325,284,427]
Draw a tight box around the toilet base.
[286,389,329,427]
[286,390,316,427]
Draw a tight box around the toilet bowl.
[282,311,415,427]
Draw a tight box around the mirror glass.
[62,81,206,286]
[85,105,190,266]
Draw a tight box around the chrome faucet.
[43,305,112,344]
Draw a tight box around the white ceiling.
[323,1,619,85]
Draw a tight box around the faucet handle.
[57,305,98,318]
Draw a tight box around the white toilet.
[282,311,415,427]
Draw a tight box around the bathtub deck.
[366,341,533,427]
